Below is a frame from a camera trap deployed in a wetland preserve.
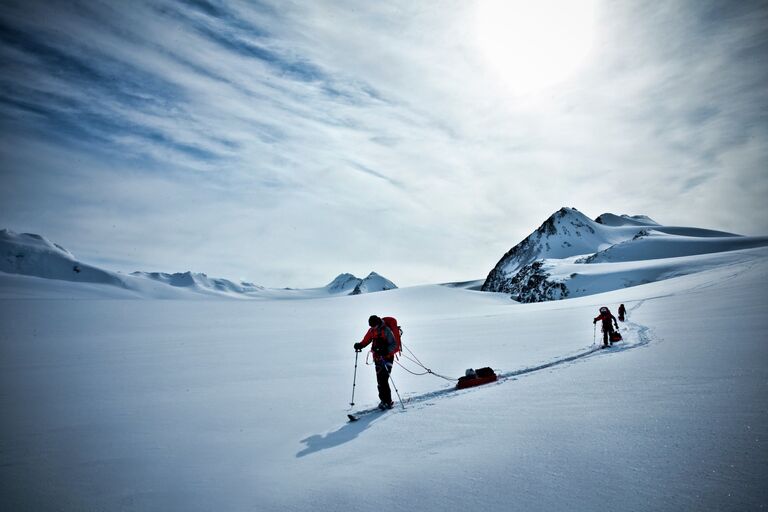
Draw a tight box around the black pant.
[375,357,394,404]
[602,325,614,344]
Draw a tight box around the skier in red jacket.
[354,315,398,409]
[594,306,619,348]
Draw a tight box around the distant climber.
[353,315,400,409]
[618,304,626,322]
[594,306,619,348]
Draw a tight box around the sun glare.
[474,0,597,93]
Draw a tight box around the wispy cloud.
[1,0,766,286]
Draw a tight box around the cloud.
[0,0,766,287]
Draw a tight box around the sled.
[610,331,623,342]
[456,367,498,390]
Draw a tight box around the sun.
[474,0,597,93]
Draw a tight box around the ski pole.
[593,323,596,346]
[350,349,360,407]
[385,362,406,410]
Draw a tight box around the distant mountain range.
[0,229,397,299]
[482,207,768,302]
[4,207,767,302]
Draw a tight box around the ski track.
[300,301,657,457]
[346,300,654,422]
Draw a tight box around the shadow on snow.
[297,410,384,457]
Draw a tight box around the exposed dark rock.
[508,261,569,303]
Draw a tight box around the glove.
[593,319,596,324]
[353,342,363,351]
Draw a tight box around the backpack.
[382,316,402,356]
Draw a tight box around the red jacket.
[594,311,618,331]
[358,323,398,360]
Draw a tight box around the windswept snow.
[1,247,766,511]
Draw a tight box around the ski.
[347,409,382,422]
[347,403,394,422]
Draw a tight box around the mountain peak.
[325,272,398,295]
[481,208,604,293]
[349,272,397,295]
[481,208,766,301]
[325,273,361,293]
[538,207,595,236]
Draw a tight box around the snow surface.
[0,229,396,300]
[2,247,767,511]
[0,228,123,287]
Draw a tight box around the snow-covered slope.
[2,246,766,511]
[1,229,124,287]
[131,271,265,295]
[0,229,398,299]
[482,208,768,302]
[579,230,768,263]
[325,273,362,294]
[0,230,244,299]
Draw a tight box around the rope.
[396,359,431,376]
[397,343,457,382]
[361,342,457,381]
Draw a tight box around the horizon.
[1,1,767,288]
[1,204,755,291]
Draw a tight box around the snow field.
[1,249,767,511]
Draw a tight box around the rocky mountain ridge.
[481,207,767,303]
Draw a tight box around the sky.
[1,0,767,288]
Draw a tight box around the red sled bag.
[610,331,623,342]
[456,367,498,390]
